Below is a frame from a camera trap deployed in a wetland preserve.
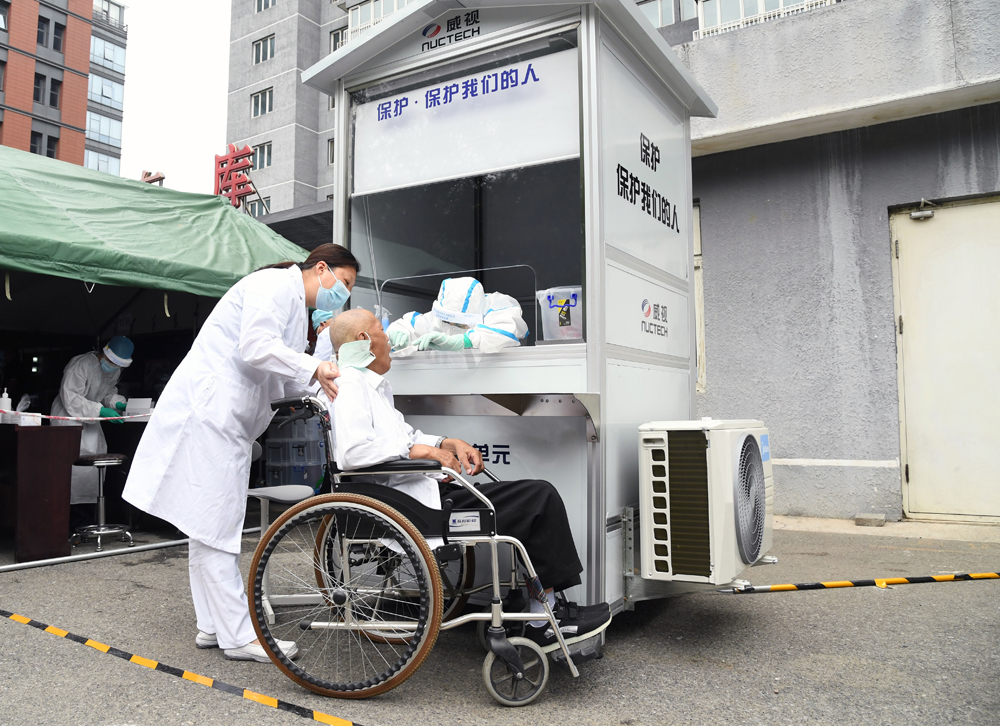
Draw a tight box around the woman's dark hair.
[258,243,361,273]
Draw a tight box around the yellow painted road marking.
[182,671,214,687]
[243,689,278,708]
[131,655,159,669]
[85,639,111,652]
[313,711,354,726]
[45,625,68,637]
[10,614,30,624]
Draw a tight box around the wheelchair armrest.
[338,459,443,475]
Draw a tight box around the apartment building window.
[37,17,49,46]
[30,132,43,154]
[638,0,674,27]
[89,74,125,110]
[701,0,807,28]
[251,142,272,171]
[247,198,270,217]
[53,22,65,52]
[98,0,124,26]
[253,35,275,64]
[255,0,274,13]
[252,88,273,117]
[0,62,5,92]
[91,36,126,73]
[85,149,121,175]
[327,138,335,165]
[681,0,697,20]
[33,74,46,103]
[49,79,61,108]
[0,1,9,32]
[46,136,58,158]
[330,28,345,52]
[86,111,123,147]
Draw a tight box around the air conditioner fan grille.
[734,434,765,564]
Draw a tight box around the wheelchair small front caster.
[482,636,548,706]
[477,617,525,653]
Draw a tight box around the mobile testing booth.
[302,0,740,614]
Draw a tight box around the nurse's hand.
[313,361,341,400]
[442,438,484,475]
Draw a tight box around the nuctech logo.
[641,298,668,337]
[422,23,442,38]
[641,299,652,318]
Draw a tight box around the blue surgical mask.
[315,268,351,312]
[100,359,118,374]
[337,334,376,370]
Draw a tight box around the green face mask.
[337,335,376,370]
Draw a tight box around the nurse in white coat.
[51,336,133,527]
[123,244,359,663]
[386,277,528,354]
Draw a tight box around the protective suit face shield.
[337,333,376,370]
[315,265,351,312]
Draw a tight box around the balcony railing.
[694,0,836,40]
[93,9,127,33]
[349,14,389,42]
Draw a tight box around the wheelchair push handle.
[269,395,328,413]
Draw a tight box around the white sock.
[528,591,557,628]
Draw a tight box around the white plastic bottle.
[0,388,11,424]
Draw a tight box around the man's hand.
[408,444,463,477]
[312,360,341,400]
[441,438,483,475]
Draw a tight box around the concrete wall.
[677,0,1000,155]
[693,102,1000,519]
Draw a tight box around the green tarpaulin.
[0,146,306,298]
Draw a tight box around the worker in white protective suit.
[386,277,528,354]
[311,308,335,362]
[122,244,358,664]
[51,336,133,530]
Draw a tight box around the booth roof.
[0,146,307,299]
[302,0,717,118]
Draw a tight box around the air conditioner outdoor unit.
[637,420,773,586]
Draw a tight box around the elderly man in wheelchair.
[249,309,610,706]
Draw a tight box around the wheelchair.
[248,395,582,707]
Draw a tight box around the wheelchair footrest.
[549,633,603,667]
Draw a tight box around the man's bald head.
[329,309,378,354]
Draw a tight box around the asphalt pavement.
[1,517,998,725]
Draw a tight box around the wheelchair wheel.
[249,493,443,698]
[482,637,549,707]
[477,618,526,652]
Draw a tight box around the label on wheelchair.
[448,512,482,533]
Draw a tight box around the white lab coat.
[313,327,334,362]
[386,292,528,354]
[50,352,126,504]
[123,266,322,553]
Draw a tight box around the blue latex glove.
[415,332,470,351]
[100,406,124,424]
[389,330,411,350]
[114,401,127,412]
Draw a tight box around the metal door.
[891,196,1000,521]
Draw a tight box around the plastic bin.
[536,286,583,341]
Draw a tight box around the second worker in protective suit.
[386,277,528,354]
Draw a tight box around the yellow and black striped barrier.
[728,571,1000,594]
[0,607,360,726]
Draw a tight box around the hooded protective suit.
[50,352,126,504]
[123,266,322,553]
[387,277,528,354]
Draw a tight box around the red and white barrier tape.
[0,408,150,422]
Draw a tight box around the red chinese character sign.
[214,144,255,208]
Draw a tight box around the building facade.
[85,0,126,174]
[0,0,125,172]
[678,0,1000,521]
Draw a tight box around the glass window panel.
[661,0,674,25]
[34,74,45,103]
[359,1,371,24]
[53,23,64,52]
[37,17,49,47]
[638,1,659,27]
[720,0,741,23]
[373,0,381,18]
[743,0,759,15]
[701,0,718,26]
[764,0,779,10]
[681,0,697,20]
[46,136,58,158]
[350,7,359,26]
